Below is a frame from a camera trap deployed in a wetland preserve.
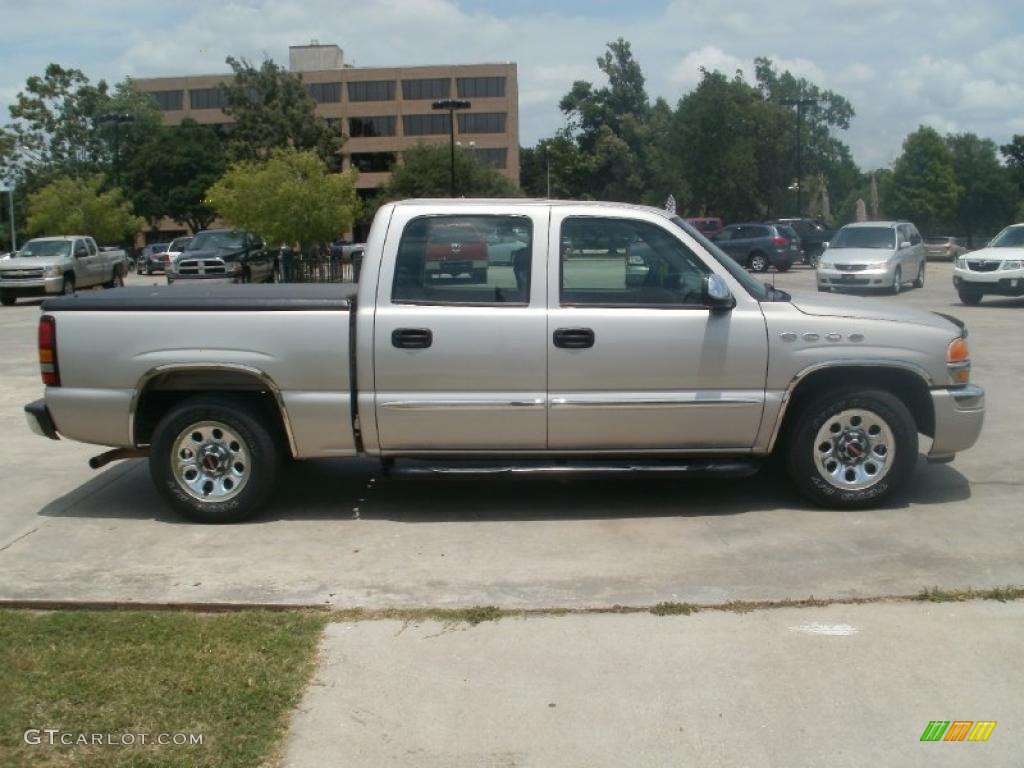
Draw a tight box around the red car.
[685,217,724,237]
[424,223,488,282]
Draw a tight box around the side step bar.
[389,459,760,478]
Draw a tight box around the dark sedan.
[138,242,171,275]
[711,223,798,272]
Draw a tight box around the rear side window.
[392,215,532,305]
[559,217,709,307]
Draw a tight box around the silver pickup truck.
[23,200,984,522]
[0,236,127,305]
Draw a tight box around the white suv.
[952,224,1024,305]
[817,221,927,294]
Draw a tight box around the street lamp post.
[97,112,135,188]
[432,99,471,197]
[780,97,817,215]
[0,183,14,252]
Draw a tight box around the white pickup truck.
[24,200,984,522]
[0,235,127,306]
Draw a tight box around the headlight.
[44,265,62,277]
[956,257,967,269]
[228,262,243,273]
[1000,260,1023,270]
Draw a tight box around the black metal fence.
[279,250,363,284]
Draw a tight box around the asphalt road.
[0,263,1021,608]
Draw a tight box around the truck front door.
[546,213,768,451]
[372,208,549,451]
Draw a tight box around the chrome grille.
[177,258,227,276]
[966,261,999,272]
[0,268,45,280]
[835,264,868,272]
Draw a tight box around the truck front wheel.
[0,293,14,306]
[149,396,280,523]
[958,287,983,305]
[784,388,917,509]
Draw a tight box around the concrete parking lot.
[0,263,1021,609]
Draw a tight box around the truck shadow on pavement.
[37,456,972,524]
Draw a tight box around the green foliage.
[946,133,1017,246]
[26,175,142,243]
[882,126,960,235]
[209,148,359,249]
[378,142,520,199]
[221,57,339,164]
[126,119,226,232]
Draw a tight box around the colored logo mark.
[920,721,996,742]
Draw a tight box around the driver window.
[560,217,710,307]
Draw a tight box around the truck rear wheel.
[0,293,14,306]
[149,395,280,523]
[784,388,917,509]
[958,287,983,305]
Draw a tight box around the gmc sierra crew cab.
[24,200,984,523]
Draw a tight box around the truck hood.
[788,290,959,334]
[0,255,67,269]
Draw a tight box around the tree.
[946,133,1016,246]
[26,175,142,243]
[378,143,520,199]
[221,57,338,164]
[208,148,359,251]
[1000,135,1024,201]
[882,127,960,235]
[125,119,226,232]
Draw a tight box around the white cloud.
[669,46,748,89]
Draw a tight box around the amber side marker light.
[947,337,970,384]
[39,315,60,386]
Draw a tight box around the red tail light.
[772,236,789,247]
[39,315,60,386]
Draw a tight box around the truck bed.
[41,283,357,312]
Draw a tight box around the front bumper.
[0,275,66,297]
[952,267,1024,296]
[927,384,984,460]
[167,273,242,285]
[24,399,59,440]
[817,263,894,289]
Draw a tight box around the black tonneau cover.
[41,284,357,312]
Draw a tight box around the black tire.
[105,266,125,289]
[472,268,488,283]
[775,262,791,273]
[958,287,983,305]
[784,387,918,509]
[748,251,769,272]
[912,261,925,289]
[62,275,75,295]
[890,266,902,295]
[149,395,280,523]
[0,292,15,306]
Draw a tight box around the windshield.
[671,216,769,300]
[168,237,192,252]
[926,237,952,245]
[186,231,245,251]
[830,226,895,249]
[18,240,71,258]
[988,226,1024,248]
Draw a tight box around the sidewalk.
[282,601,1023,768]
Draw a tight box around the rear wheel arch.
[131,366,295,457]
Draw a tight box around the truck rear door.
[372,206,549,451]
[546,212,768,451]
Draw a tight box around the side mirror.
[702,274,735,312]
[821,241,829,250]
[899,241,911,249]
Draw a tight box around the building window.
[149,90,183,111]
[403,113,451,136]
[308,82,342,103]
[189,87,225,110]
[347,80,396,102]
[392,215,533,305]
[348,116,396,138]
[402,78,451,100]
[349,152,397,173]
[456,76,506,98]
[458,112,506,134]
[472,148,508,169]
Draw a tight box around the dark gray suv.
[711,223,798,272]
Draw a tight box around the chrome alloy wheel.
[812,408,895,491]
[171,420,250,502]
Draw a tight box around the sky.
[2,0,1023,170]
